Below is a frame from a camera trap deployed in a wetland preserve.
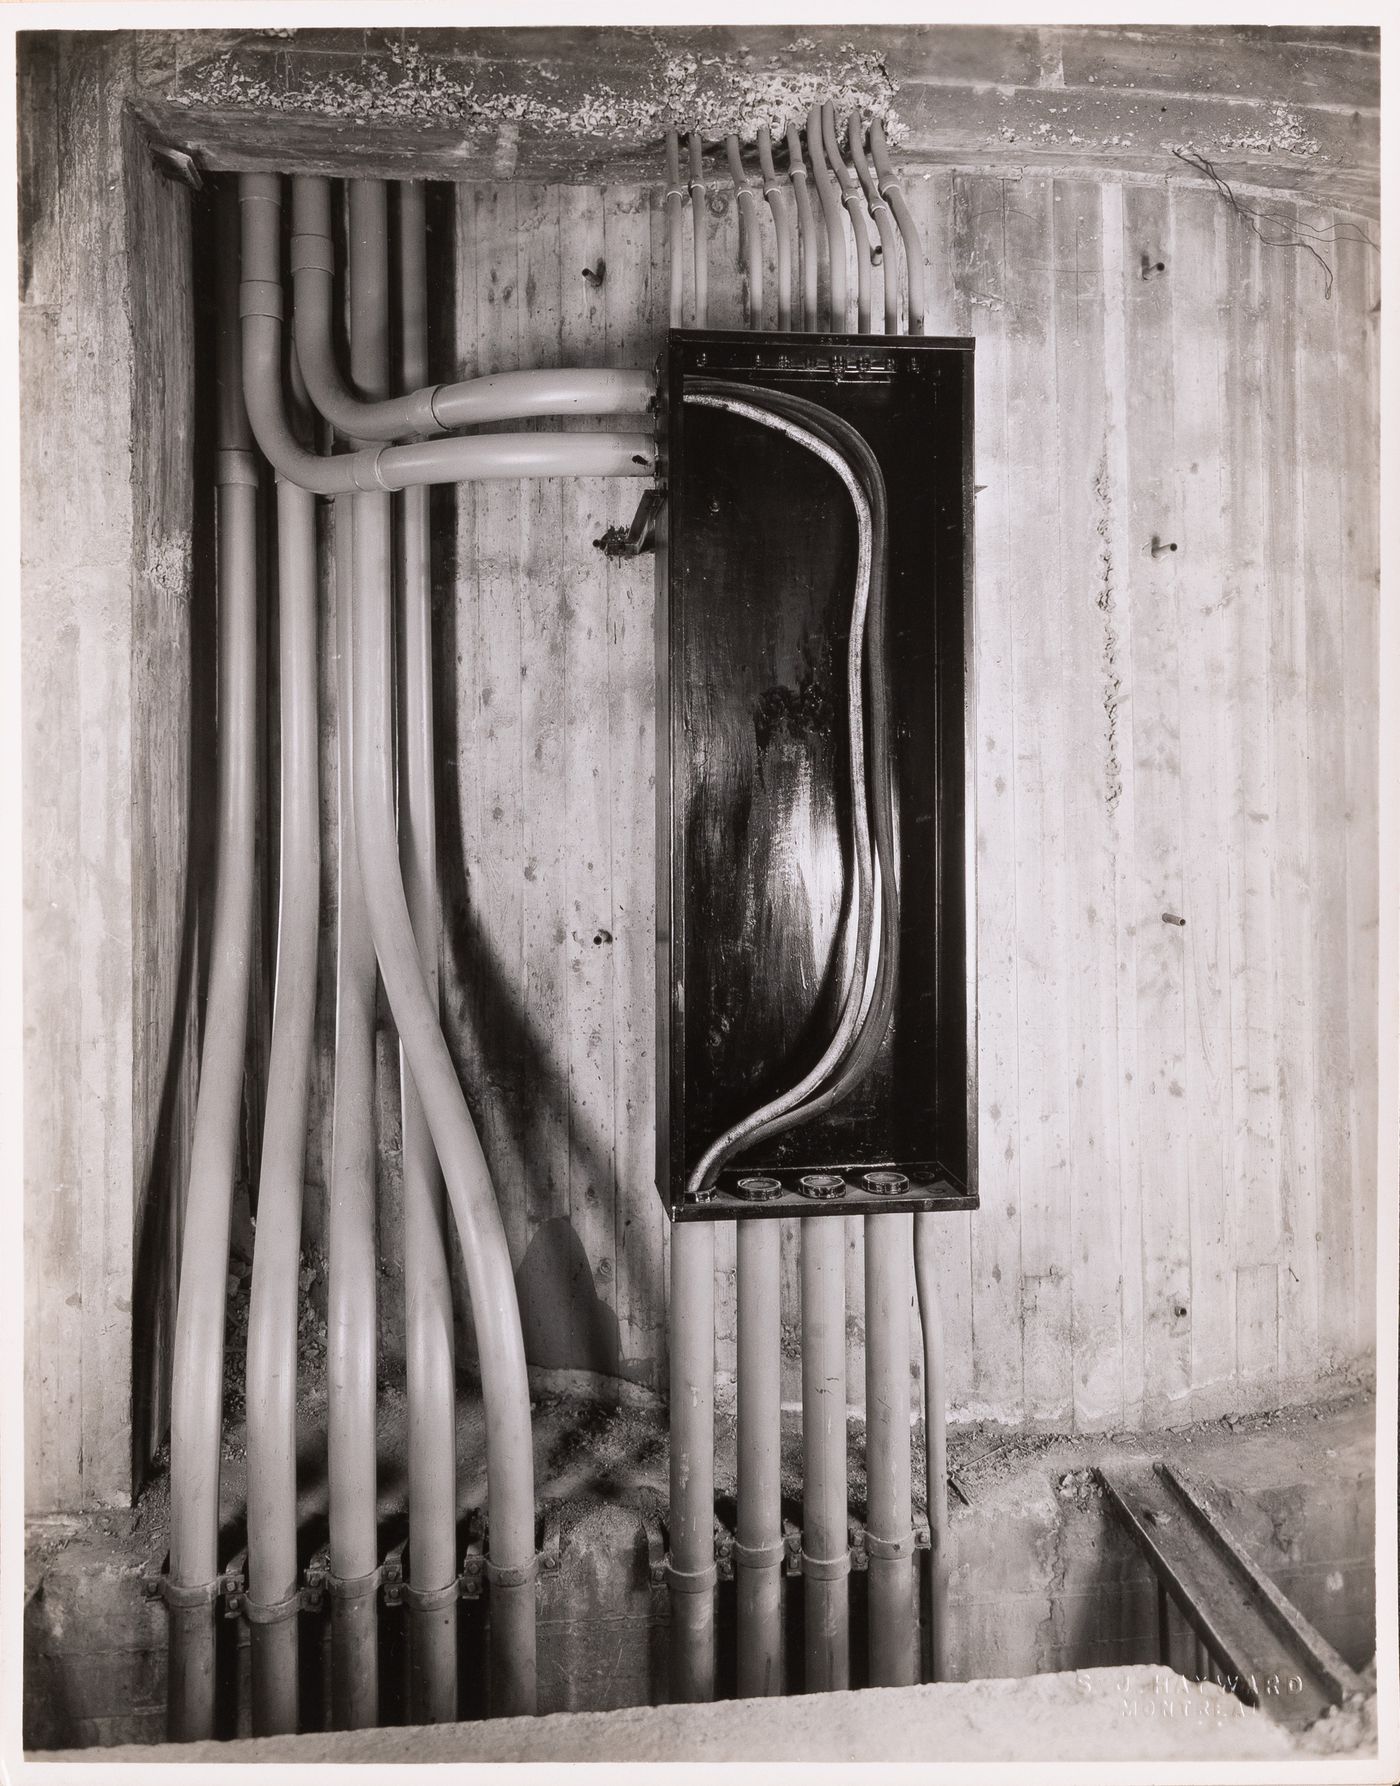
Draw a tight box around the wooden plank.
[1120,182,1192,1423]
[604,183,667,1389]
[1335,221,1381,1357]
[1258,207,1318,1386]
[557,182,622,1382]
[955,174,1022,1423]
[1050,176,1124,1429]
[467,183,529,1270]
[1002,175,1073,1425]
[514,181,575,1360]
[1099,180,1145,1428]
[1294,201,1352,1370]
[1168,185,1236,1411]
[1219,200,1281,1321]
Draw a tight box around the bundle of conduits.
[164,105,946,1740]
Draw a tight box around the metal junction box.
[655,329,976,1222]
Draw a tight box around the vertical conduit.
[848,112,902,336]
[725,134,763,329]
[820,104,873,335]
[864,1217,916,1685]
[324,178,384,1731]
[735,1219,783,1696]
[806,104,847,331]
[667,1221,717,1702]
[687,131,708,329]
[243,340,320,1735]
[167,191,260,1744]
[664,131,686,330]
[785,123,819,331]
[756,125,792,333]
[393,179,460,1725]
[801,1216,849,1692]
[914,1215,950,1680]
[869,121,926,336]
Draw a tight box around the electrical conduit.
[820,103,873,335]
[167,191,260,1744]
[290,174,654,441]
[243,340,321,1735]
[664,130,686,330]
[725,134,763,329]
[756,125,792,333]
[785,123,820,331]
[849,110,903,335]
[393,178,460,1725]
[806,104,847,330]
[869,119,926,335]
[687,131,708,328]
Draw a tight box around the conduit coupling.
[799,1547,852,1582]
[732,1536,787,1571]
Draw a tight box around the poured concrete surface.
[41,1665,1302,1765]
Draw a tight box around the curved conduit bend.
[725,134,763,328]
[167,194,260,1746]
[849,109,903,335]
[820,103,874,334]
[683,384,899,1199]
[243,340,320,1735]
[869,118,927,335]
[681,390,879,1204]
[239,172,655,1720]
[756,125,792,332]
[785,122,820,331]
[290,174,654,440]
[806,103,848,330]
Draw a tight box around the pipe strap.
[328,1565,383,1601]
[732,1535,786,1572]
[665,1557,718,1595]
[662,187,688,204]
[242,1585,303,1626]
[868,199,892,219]
[215,448,260,489]
[239,279,284,322]
[402,1577,461,1613]
[159,1576,221,1610]
[290,233,336,275]
[800,1548,852,1582]
[864,1531,917,1562]
[484,1554,539,1591]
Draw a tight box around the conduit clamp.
[731,1533,786,1573]
[664,1557,718,1595]
[862,1529,918,1563]
[715,1519,735,1583]
[148,1553,246,1617]
[782,1519,803,1577]
[459,1509,487,1601]
[799,1547,852,1583]
[326,1563,384,1603]
[301,1545,331,1614]
[400,1577,461,1615]
[845,1520,869,1574]
[242,1582,303,1627]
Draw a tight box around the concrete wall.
[21,35,199,1513]
[19,25,1380,1512]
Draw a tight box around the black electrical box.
[655,329,976,1222]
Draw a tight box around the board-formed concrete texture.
[41,1665,1303,1765]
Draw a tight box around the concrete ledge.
[41,1666,1298,1765]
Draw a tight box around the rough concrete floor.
[44,1663,1318,1764]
